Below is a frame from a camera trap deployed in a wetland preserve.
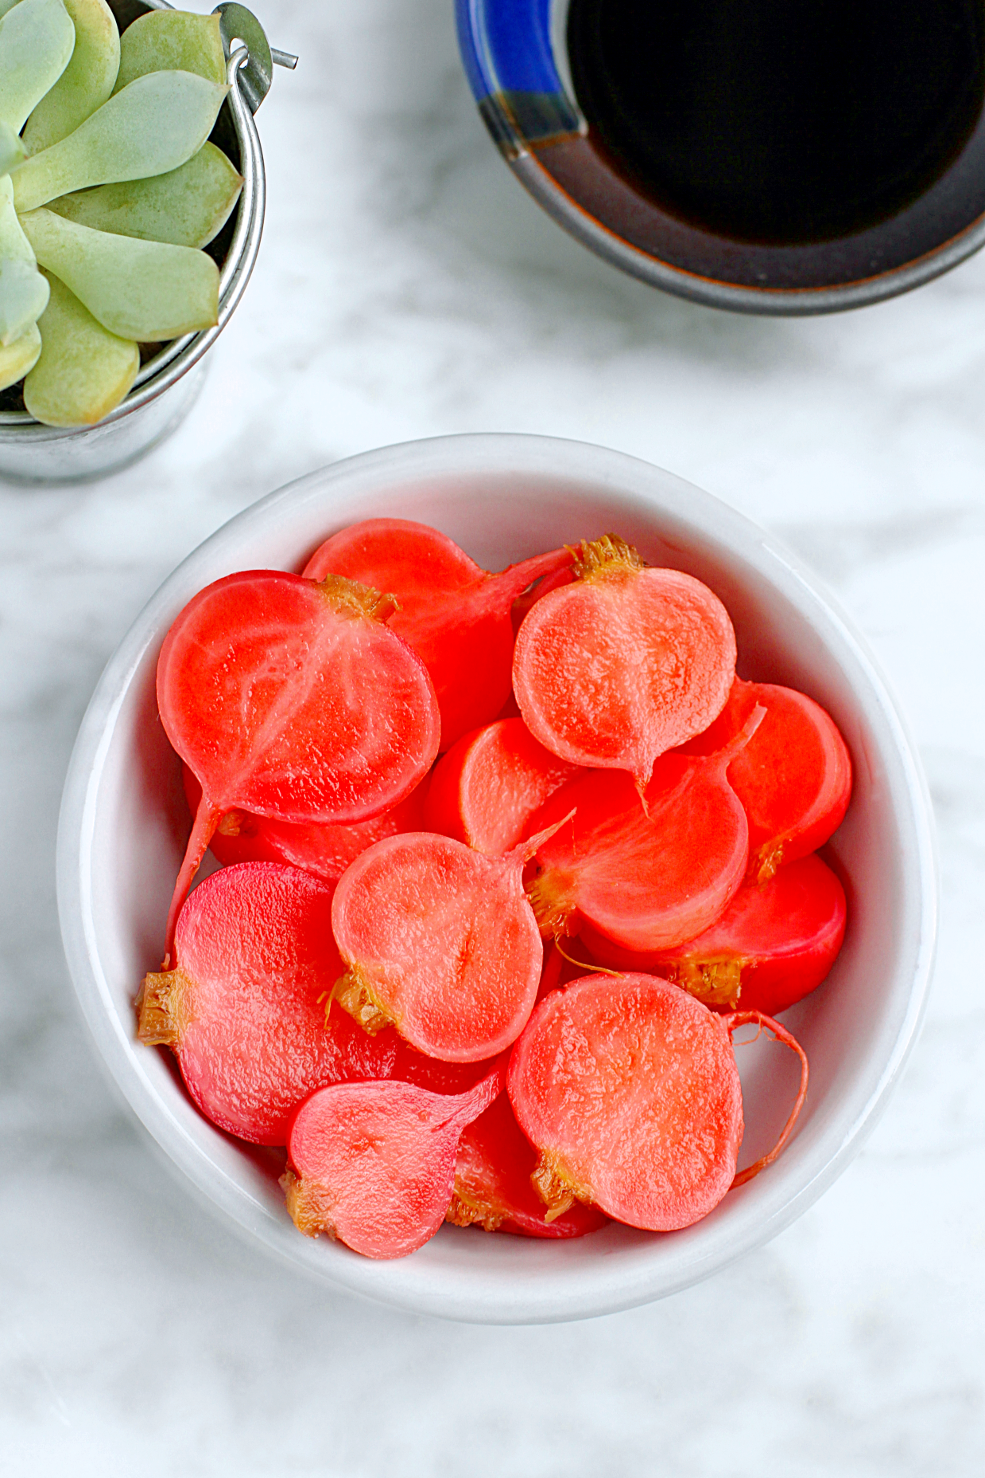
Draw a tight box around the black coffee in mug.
[567,0,985,245]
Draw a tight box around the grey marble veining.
[2,1,984,1472]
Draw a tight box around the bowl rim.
[55,432,938,1323]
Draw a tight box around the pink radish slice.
[137,863,397,1145]
[513,536,736,791]
[509,974,808,1230]
[283,1059,507,1258]
[424,717,582,855]
[157,569,439,958]
[580,852,848,1015]
[508,973,745,1231]
[302,518,573,749]
[525,709,763,953]
[331,823,566,1061]
[679,676,853,881]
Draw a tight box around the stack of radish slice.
[138,520,852,1260]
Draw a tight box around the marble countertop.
[2,1,984,1472]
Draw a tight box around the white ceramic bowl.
[56,434,937,1323]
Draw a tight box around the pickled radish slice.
[525,711,762,952]
[331,825,564,1061]
[137,861,481,1144]
[681,677,852,881]
[302,518,573,749]
[513,536,736,791]
[581,854,848,1014]
[157,569,439,957]
[447,1093,609,1239]
[138,863,398,1145]
[424,717,581,855]
[282,1059,507,1258]
[509,974,745,1230]
[182,764,427,886]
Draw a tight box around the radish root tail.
[163,794,222,965]
[554,937,623,979]
[725,1010,809,1188]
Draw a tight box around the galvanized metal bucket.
[0,0,290,484]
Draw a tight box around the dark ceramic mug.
[456,0,985,314]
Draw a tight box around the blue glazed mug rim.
[455,0,985,315]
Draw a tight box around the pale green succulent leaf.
[0,253,48,342]
[0,172,35,260]
[47,140,242,248]
[12,69,227,212]
[114,9,225,91]
[20,207,219,340]
[22,0,120,154]
[0,316,40,389]
[24,269,138,424]
[0,119,25,174]
[0,0,76,132]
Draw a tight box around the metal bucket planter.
[0,0,292,484]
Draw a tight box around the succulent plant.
[0,0,244,426]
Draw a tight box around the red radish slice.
[137,861,482,1144]
[424,717,582,855]
[157,569,439,957]
[138,864,391,1145]
[302,518,573,750]
[509,974,744,1230]
[680,677,852,881]
[525,711,762,952]
[282,1058,507,1258]
[331,824,566,1062]
[513,536,736,791]
[447,1093,609,1239]
[509,974,808,1230]
[182,764,427,885]
[581,853,848,1014]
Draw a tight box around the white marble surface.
[3,1,985,1471]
